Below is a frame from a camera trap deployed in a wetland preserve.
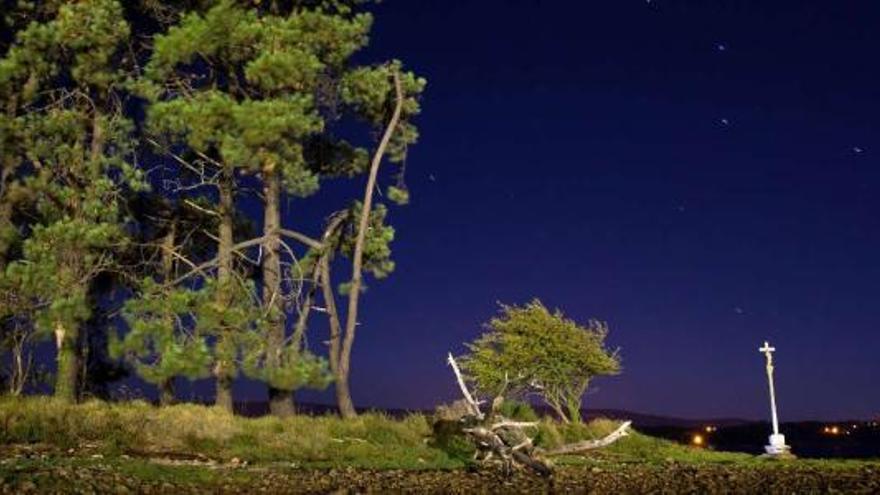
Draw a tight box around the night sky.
[193,1,880,421]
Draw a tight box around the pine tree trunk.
[161,221,176,280]
[11,339,25,395]
[337,71,403,420]
[215,374,233,413]
[0,95,18,228]
[319,256,350,418]
[54,321,79,403]
[214,170,235,414]
[159,378,175,406]
[269,387,294,417]
[335,372,357,419]
[159,223,177,408]
[262,167,293,417]
[0,168,11,265]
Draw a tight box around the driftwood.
[443,353,631,476]
[539,420,632,456]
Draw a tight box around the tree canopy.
[462,300,621,423]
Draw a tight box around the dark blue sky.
[207,1,880,421]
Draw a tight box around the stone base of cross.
[765,433,790,455]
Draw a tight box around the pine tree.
[0,0,145,402]
[140,1,328,412]
[140,1,423,416]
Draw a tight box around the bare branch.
[539,421,632,456]
[447,353,484,419]
[278,228,322,250]
[167,236,268,286]
[490,421,539,430]
[182,199,219,217]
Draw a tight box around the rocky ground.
[1,447,878,495]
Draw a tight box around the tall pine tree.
[0,0,145,402]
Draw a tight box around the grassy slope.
[0,396,461,469]
[0,396,876,491]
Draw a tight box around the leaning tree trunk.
[54,321,79,403]
[336,71,404,420]
[334,374,357,419]
[262,165,294,417]
[214,170,235,414]
[319,254,351,417]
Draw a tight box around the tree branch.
[539,421,631,456]
[447,353,484,419]
[278,228,322,250]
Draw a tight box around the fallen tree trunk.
[539,421,632,456]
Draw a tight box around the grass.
[0,396,875,473]
[0,396,460,469]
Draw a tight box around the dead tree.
[444,353,632,476]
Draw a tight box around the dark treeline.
[0,0,425,418]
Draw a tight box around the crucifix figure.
[759,341,791,456]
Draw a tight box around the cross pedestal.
[766,433,789,455]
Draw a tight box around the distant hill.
[579,408,752,428]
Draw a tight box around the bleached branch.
[447,353,484,419]
[539,421,632,456]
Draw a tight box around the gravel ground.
[2,460,879,494]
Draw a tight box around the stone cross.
[759,341,779,434]
[759,341,790,455]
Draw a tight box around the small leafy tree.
[462,300,621,423]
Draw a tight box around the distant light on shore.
[823,425,842,435]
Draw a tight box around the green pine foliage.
[110,279,213,387]
[241,338,333,392]
[335,202,396,295]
